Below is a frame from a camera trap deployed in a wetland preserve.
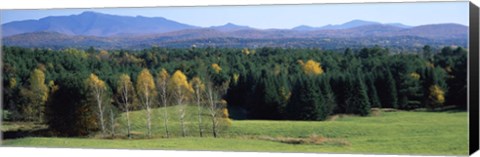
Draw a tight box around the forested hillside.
[2,45,467,136]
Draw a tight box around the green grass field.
[2,106,468,155]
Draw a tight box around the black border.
[469,1,479,155]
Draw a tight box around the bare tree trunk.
[180,105,186,137]
[145,85,152,138]
[206,83,218,138]
[211,115,217,138]
[196,89,203,137]
[122,84,132,139]
[110,109,115,138]
[36,93,44,123]
[95,87,106,137]
[161,86,169,138]
[163,101,169,138]
[176,86,187,137]
[146,107,152,138]
[126,106,131,138]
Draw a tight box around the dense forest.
[1,45,467,136]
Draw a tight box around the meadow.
[2,106,468,155]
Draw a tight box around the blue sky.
[0,2,469,29]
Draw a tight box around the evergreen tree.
[351,77,371,116]
[398,72,423,110]
[318,76,336,119]
[286,77,327,120]
[365,74,381,108]
[376,68,398,108]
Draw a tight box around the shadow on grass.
[2,128,53,140]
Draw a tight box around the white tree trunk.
[177,86,187,137]
[196,88,203,137]
[160,83,169,138]
[110,109,115,138]
[206,84,218,138]
[122,84,131,139]
[95,87,106,137]
[145,85,152,138]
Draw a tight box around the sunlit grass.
[2,106,468,155]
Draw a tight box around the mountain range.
[1,11,468,49]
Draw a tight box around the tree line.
[2,45,467,136]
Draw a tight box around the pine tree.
[376,68,398,109]
[318,76,336,119]
[286,77,324,120]
[398,72,423,110]
[365,75,381,108]
[353,77,371,116]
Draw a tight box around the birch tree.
[190,76,205,137]
[205,80,220,138]
[136,69,156,138]
[156,68,171,138]
[168,70,193,137]
[116,74,135,138]
[86,73,108,137]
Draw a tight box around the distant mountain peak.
[220,23,248,27]
[210,23,251,32]
[2,12,197,37]
[77,11,105,17]
[323,19,380,29]
[293,20,413,31]
[80,11,97,14]
[345,19,379,24]
[292,25,317,31]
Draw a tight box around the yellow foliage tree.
[222,108,232,126]
[211,63,222,74]
[410,72,421,80]
[135,69,156,138]
[30,69,49,103]
[86,73,108,136]
[48,80,59,93]
[64,48,88,59]
[241,48,250,55]
[232,73,240,85]
[22,68,49,122]
[169,70,193,94]
[116,74,136,138]
[190,77,205,92]
[97,50,110,60]
[301,59,324,75]
[190,76,206,137]
[156,68,171,138]
[169,70,193,137]
[428,85,445,110]
[8,78,17,89]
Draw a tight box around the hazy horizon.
[1,2,469,29]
